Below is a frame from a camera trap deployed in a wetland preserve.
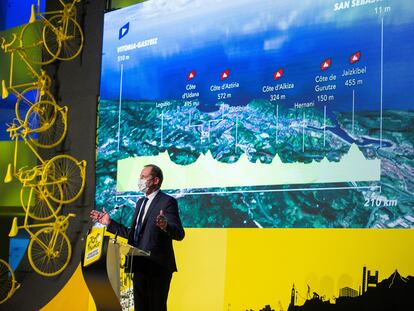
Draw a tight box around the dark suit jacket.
[107,191,185,274]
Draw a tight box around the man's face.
[139,167,160,194]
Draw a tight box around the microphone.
[113,204,127,243]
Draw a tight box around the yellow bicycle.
[9,212,75,277]
[6,143,74,276]
[6,112,63,219]
[1,35,56,124]
[20,0,84,64]
[0,259,20,304]
[6,114,86,206]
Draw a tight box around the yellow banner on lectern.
[83,227,105,267]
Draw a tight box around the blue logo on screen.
[119,22,130,40]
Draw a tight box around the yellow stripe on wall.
[40,264,91,311]
[222,228,414,310]
[171,228,414,310]
[41,228,414,310]
[169,229,228,311]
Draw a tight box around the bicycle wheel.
[28,106,67,148]
[45,15,83,61]
[24,100,58,133]
[42,155,86,204]
[15,86,55,124]
[28,227,71,277]
[20,185,63,221]
[19,19,61,65]
[0,259,15,304]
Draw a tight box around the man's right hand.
[89,208,111,225]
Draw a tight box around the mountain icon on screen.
[321,58,332,71]
[274,68,284,80]
[119,22,130,40]
[350,51,361,64]
[188,70,196,80]
[221,69,230,80]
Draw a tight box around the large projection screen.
[96,0,414,229]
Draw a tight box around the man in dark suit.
[90,164,185,311]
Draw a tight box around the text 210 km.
[364,198,398,207]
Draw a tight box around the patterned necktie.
[134,197,148,243]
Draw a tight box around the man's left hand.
[156,209,168,231]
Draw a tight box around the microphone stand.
[112,204,126,243]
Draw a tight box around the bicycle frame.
[1,35,51,101]
[32,0,80,18]
[30,0,80,38]
[7,123,47,179]
[10,211,75,266]
[16,208,74,240]
[7,121,71,186]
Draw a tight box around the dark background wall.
[1,0,105,309]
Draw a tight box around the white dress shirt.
[135,189,160,230]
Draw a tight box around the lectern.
[81,227,150,311]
